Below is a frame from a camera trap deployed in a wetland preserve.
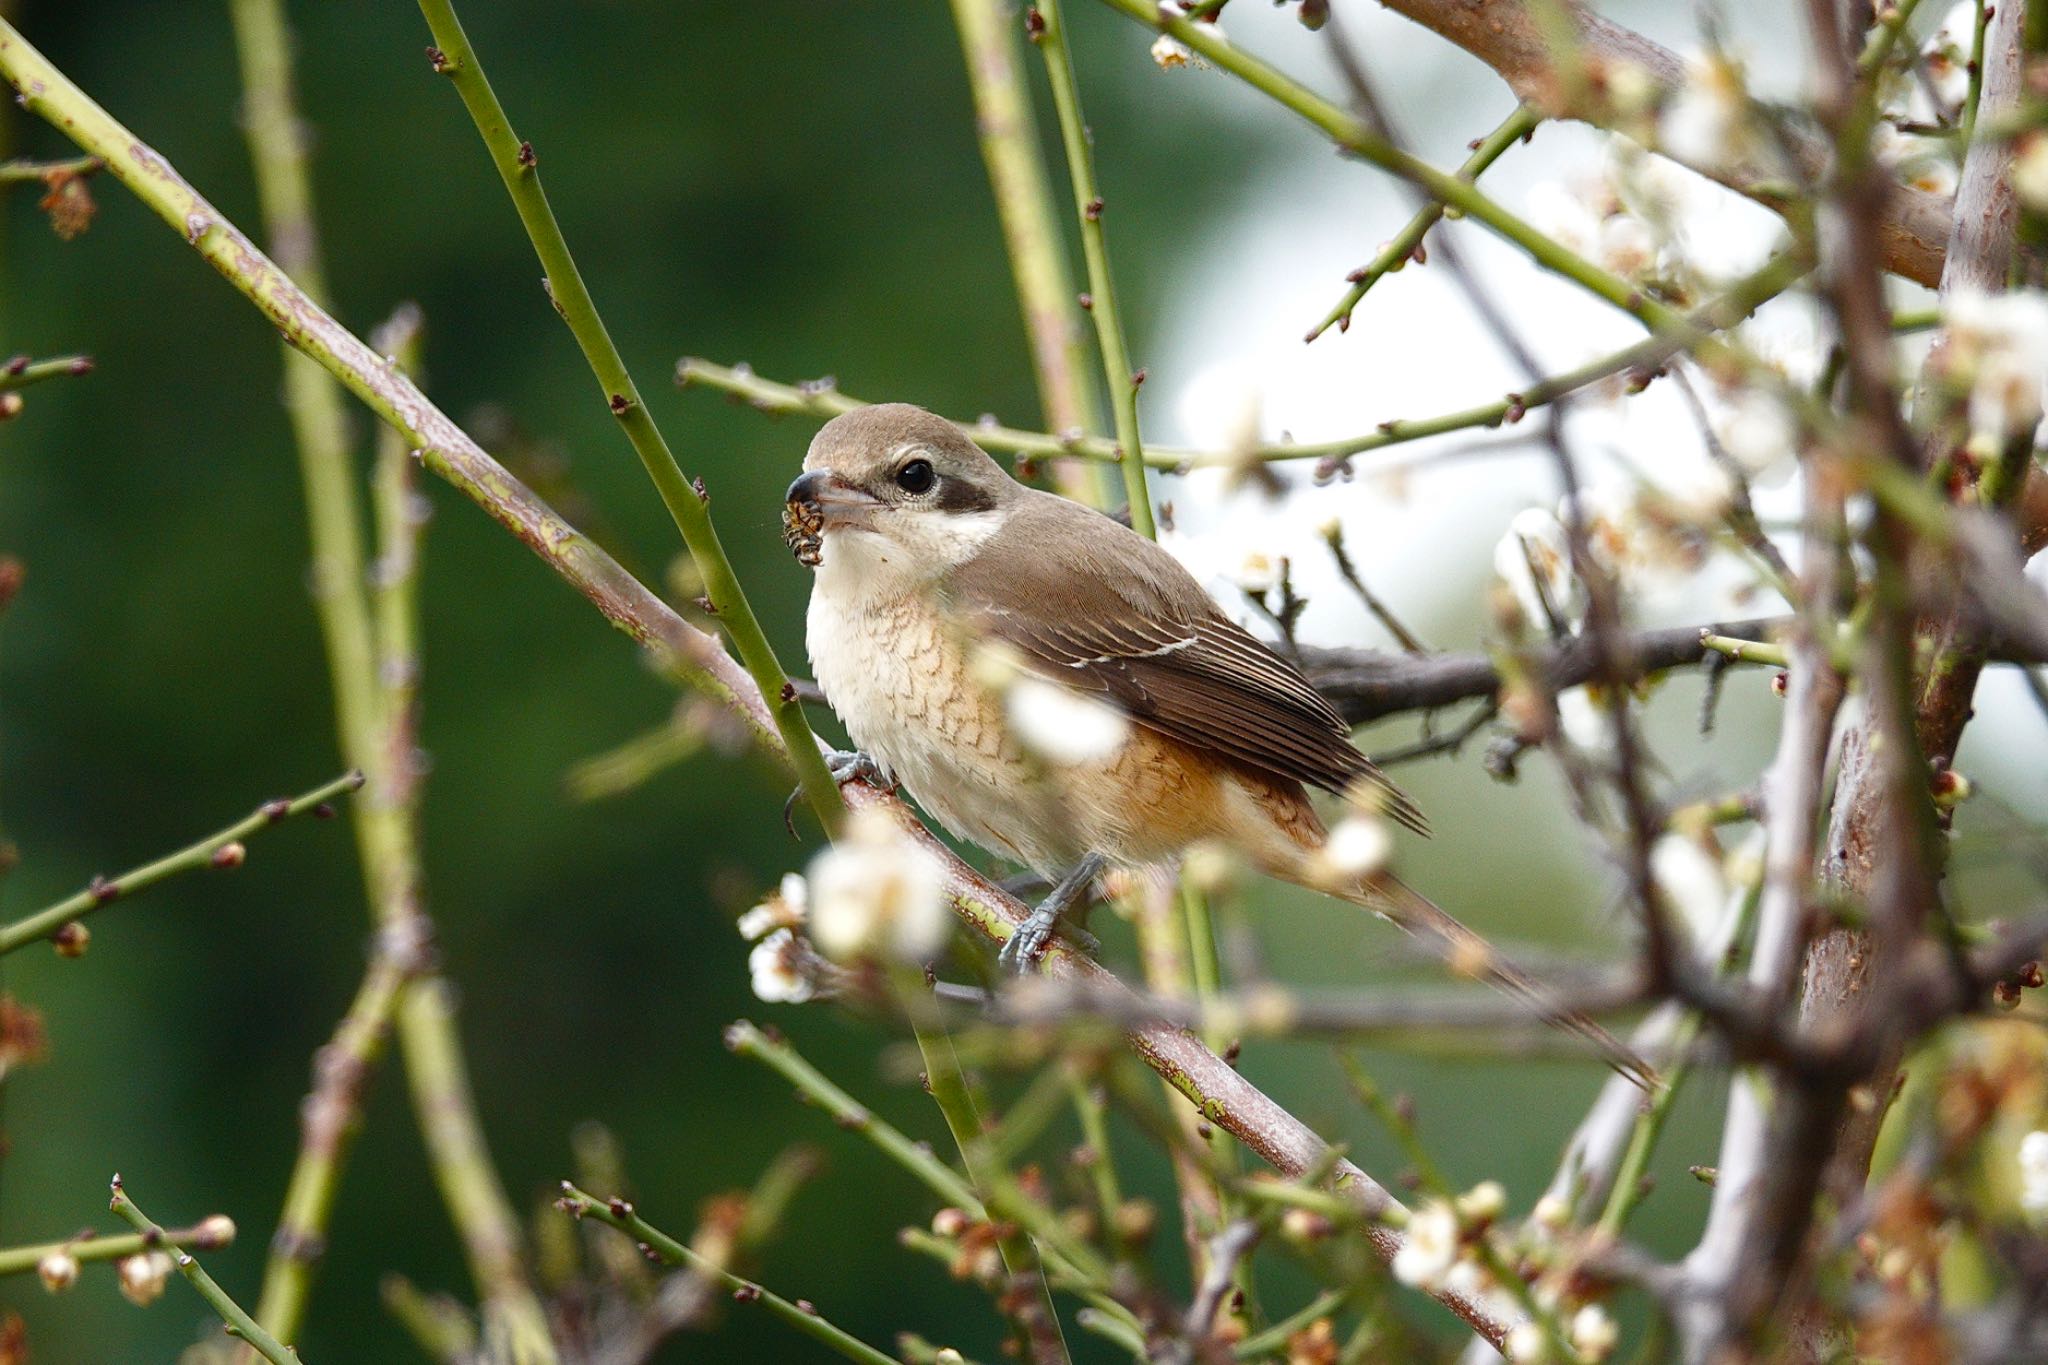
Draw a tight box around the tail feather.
[1304,867,1656,1089]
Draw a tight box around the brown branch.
[1375,0,1952,287]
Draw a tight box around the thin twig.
[1031,0,1154,536]
[946,0,1105,503]
[1307,103,1541,343]
[557,1185,900,1365]
[410,0,843,831]
[0,352,93,392]
[0,1215,237,1277]
[0,770,362,955]
[110,1177,305,1365]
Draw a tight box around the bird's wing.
[950,497,1427,836]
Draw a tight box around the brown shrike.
[786,404,1645,1080]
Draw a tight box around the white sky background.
[1124,0,2048,827]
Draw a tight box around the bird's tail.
[1285,863,1657,1089]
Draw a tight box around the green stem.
[910,1002,1072,1365]
[110,1179,305,1365]
[557,1185,899,1365]
[0,152,99,184]
[0,20,776,759]
[1234,1289,1351,1358]
[1593,1020,1699,1239]
[221,8,552,1355]
[254,955,409,1339]
[1697,632,1790,668]
[1308,104,1541,342]
[679,242,1805,471]
[946,0,1107,504]
[723,1021,1129,1317]
[410,0,842,832]
[1032,0,1155,536]
[0,352,92,391]
[0,770,362,955]
[1094,0,1703,341]
[0,1217,236,1276]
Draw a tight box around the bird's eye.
[894,458,936,495]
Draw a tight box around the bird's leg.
[998,852,1107,972]
[783,748,894,836]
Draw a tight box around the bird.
[785,403,1647,1081]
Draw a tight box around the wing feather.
[951,496,1428,836]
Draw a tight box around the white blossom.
[38,1251,78,1293]
[2015,135,2048,215]
[1919,3,1976,114]
[1456,1180,1507,1224]
[118,1251,174,1307]
[1229,548,1281,596]
[737,872,807,941]
[1571,1305,1619,1361]
[1658,54,1753,173]
[1505,1320,1552,1362]
[1494,506,1580,629]
[808,808,951,963]
[2020,1129,2048,1219]
[1940,287,2048,443]
[1711,386,1797,481]
[748,928,817,1004]
[1311,815,1391,885]
[1151,34,1192,68]
[1006,674,1132,765]
[1391,1199,1459,1290]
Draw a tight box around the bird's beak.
[784,469,882,566]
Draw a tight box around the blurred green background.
[0,1,1884,1360]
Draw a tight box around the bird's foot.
[997,853,1107,974]
[826,748,890,788]
[783,749,894,836]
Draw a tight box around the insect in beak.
[784,470,882,567]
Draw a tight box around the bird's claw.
[997,853,1107,974]
[826,748,890,788]
[784,749,892,838]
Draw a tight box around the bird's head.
[785,404,1017,577]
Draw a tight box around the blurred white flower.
[1571,1304,1619,1361]
[1940,287,2048,443]
[2015,134,2048,215]
[1391,1199,1459,1289]
[38,1251,78,1293]
[1873,124,1957,198]
[1711,385,1798,481]
[2020,1129,2048,1219]
[1658,54,1754,173]
[1494,506,1580,629]
[1151,33,1191,68]
[1920,3,1975,114]
[1456,1180,1507,1224]
[1505,1320,1552,1362]
[808,807,951,962]
[1311,815,1391,884]
[1007,674,1132,765]
[1229,548,1282,596]
[118,1251,174,1307]
[748,928,817,1004]
[737,872,807,941]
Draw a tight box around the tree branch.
[1372,0,1951,286]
